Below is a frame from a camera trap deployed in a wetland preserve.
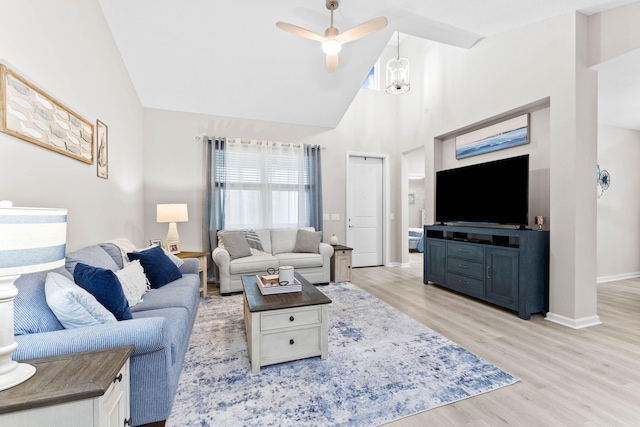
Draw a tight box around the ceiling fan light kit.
[322,39,341,55]
[276,0,387,72]
[386,32,411,95]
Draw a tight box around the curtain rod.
[195,135,326,150]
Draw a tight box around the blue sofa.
[12,242,200,426]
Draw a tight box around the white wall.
[439,106,551,229]
[421,13,599,326]
[0,0,144,251]
[597,125,640,280]
[143,41,426,264]
[408,179,425,229]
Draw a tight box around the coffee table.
[242,273,332,373]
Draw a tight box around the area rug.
[167,282,518,427]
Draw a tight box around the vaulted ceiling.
[98,0,640,130]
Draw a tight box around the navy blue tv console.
[423,224,549,320]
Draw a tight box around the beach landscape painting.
[456,114,529,159]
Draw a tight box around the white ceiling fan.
[276,0,388,72]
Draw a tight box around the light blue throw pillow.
[44,272,117,329]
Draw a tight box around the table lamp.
[157,204,188,254]
[0,201,67,391]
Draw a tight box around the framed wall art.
[96,119,108,179]
[455,113,530,159]
[0,65,94,163]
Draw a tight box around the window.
[361,60,380,91]
[214,143,311,230]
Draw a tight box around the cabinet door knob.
[289,339,295,345]
[289,316,294,322]
[114,373,123,383]
[124,417,132,426]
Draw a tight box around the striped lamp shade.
[0,206,67,277]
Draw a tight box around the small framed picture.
[167,242,181,254]
[149,239,162,247]
[96,120,108,179]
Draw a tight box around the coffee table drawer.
[261,306,322,331]
[261,326,322,362]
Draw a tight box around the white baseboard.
[545,312,602,329]
[386,262,411,268]
[597,272,640,283]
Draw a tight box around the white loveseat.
[212,227,333,294]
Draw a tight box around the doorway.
[403,146,426,272]
[346,153,386,267]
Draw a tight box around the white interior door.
[347,156,383,267]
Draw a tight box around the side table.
[330,244,353,282]
[0,345,133,427]
[176,251,209,297]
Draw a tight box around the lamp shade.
[0,206,67,276]
[0,204,67,391]
[156,204,189,223]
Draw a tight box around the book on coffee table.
[256,274,302,295]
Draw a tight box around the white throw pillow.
[161,247,184,267]
[116,260,150,306]
[44,272,117,329]
[108,237,138,265]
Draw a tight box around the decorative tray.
[256,274,302,295]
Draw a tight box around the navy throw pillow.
[73,263,132,321]
[127,245,182,289]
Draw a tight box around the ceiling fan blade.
[326,53,339,72]
[336,17,388,44]
[276,21,325,43]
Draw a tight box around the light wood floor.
[206,253,640,426]
[350,252,640,426]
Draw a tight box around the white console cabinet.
[0,346,133,427]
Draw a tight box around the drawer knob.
[114,373,123,383]
[289,339,295,345]
[124,418,132,426]
[289,316,294,322]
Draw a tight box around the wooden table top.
[176,251,209,258]
[242,273,332,312]
[331,244,353,251]
[0,346,133,414]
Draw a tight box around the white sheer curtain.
[223,140,305,230]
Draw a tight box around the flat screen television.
[435,154,529,227]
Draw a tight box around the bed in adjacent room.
[409,228,424,252]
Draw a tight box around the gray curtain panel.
[304,144,324,234]
[205,136,226,283]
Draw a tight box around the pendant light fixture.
[385,32,410,94]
